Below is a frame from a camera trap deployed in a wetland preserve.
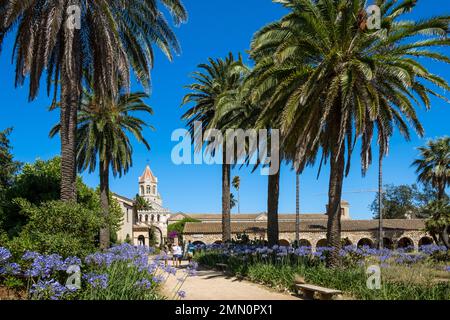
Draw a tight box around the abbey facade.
[114,165,171,246]
[114,166,434,251]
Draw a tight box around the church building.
[114,165,433,251]
[114,165,171,246]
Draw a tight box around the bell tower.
[139,165,162,206]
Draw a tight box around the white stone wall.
[114,198,134,243]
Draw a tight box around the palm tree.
[51,89,153,249]
[215,67,285,246]
[0,0,187,201]
[423,198,450,249]
[213,80,284,246]
[247,0,449,266]
[181,53,248,242]
[232,176,241,213]
[412,137,450,201]
[135,194,153,212]
[230,193,238,211]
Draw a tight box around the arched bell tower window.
[152,185,156,195]
[140,186,144,196]
[146,185,151,194]
[145,215,149,223]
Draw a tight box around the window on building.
[157,214,160,222]
[126,208,129,223]
[152,185,156,195]
[146,185,151,194]
[140,186,144,196]
[139,215,142,222]
[145,215,148,223]
[151,215,155,222]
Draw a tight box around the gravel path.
[161,262,301,301]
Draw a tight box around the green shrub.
[7,200,103,258]
[168,218,201,243]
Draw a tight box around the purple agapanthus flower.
[0,262,21,275]
[22,251,40,261]
[152,274,165,284]
[135,279,152,290]
[24,254,65,278]
[0,247,12,264]
[30,279,69,300]
[83,273,108,289]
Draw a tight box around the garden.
[194,244,450,300]
[0,243,194,300]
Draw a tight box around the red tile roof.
[139,165,157,183]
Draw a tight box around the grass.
[195,251,450,300]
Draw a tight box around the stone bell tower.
[138,165,162,206]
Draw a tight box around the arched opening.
[213,240,223,245]
[151,227,163,246]
[152,185,156,195]
[397,237,414,251]
[145,215,149,223]
[383,238,394,249]
[316,239,328,249]
[193,241,205,246]
[146,185,151,194]
[357,238,374,248]
[138,235,145,246]
[151,215,155,222]
[139,215,143,222]
[278,239,290,247]
[140,186,144,196]
[157,214,161,222]
[419,237,433,249]
[298,239,312,248]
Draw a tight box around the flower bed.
[194,244,450,300]
[0,244,195,300]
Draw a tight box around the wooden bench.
[295,284,342,300]
[215,263,228,272]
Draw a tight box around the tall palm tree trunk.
[437,182,446,201]
[326,143,345,268]
[60,30,81,202]
[99,158,111,250]
[59,89,78,201]
[295,173,300,246]
[267,165,280,246]
[222,149,231,242]
[237,188,241,214]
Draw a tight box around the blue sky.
[0,0,449,219]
